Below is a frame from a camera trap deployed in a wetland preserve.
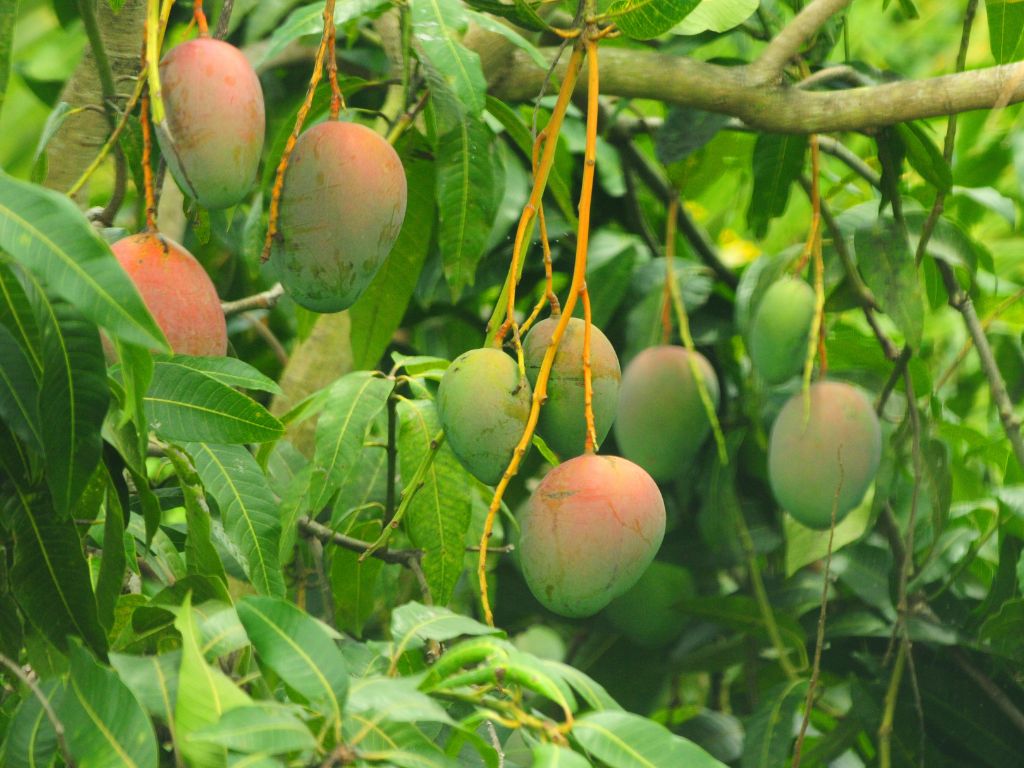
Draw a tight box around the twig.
[299,516,421,566]
[877,641,907,768]
[796,64,869,89]
[486,721,505,768]
[953,650,1024,736]
[876,345,912,414]
[0,654,73,767]
[751,0,854,83]
[220,283,285,315]
[214,0,235,40]
[384,394,398,525]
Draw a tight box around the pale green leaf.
[411,0,487,117]
[188,703,317,756]
[158,355,283,394]
[574,710,728,767]
[673,0,759,34]
[606,0,701,39]
[256,0,391,67]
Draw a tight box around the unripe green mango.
[768,380,882,529]
[272,121,407,313]
[111,232,227,356]
[437,348,532,485]
[157,38,265,209]
[613,346,719,482]
[604,561,695,648]
[523,317,620,459]
[519,454,665,618]
[749,276,816,384]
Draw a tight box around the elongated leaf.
[575,711,727,767]
[109,650,181,724]
[466,10,546,66]
[465,0,550,32]
[348,676,453,724]
[175,595,252,768]
[184,442,285,597]
[606,0,701,39]
[397,399,475,605]
[308,371,394,512]
[656,106,730,165]
[9,488,107,656]
[390,602,500,656]
[0,170,167,349]
[166,446,229,586]
[747,133,807,237]
[532,744,592,768]
[0,0,14,119]
[96,469,127,631]
[159,354,282,394]
[236,596,349,728]
[411,0,487,117]
[147,359,283,444]
[60,639,157,768]
[0,679,62,768]
[896,122,952,192]
[987,0,1024,63]
[0,259,42,372]
[256,0,391,67]
[855,218,924,348]
[330,518,385,637]
[0,322,42,449]
[741,679,808,768]
[189,703,317,755]
[674,0,759,34]
[350,134,435,371]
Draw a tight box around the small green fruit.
[749,277,816,384]
[604,561,695,648]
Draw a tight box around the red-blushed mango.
[157,38,265,209]
[614,346,719,482]
[604,560,695,648]
[750,276,816,384]
[523,317,620,459]
[768,380,882,529]
[111,232,227,357]
[437,348,532,485]
[271,121,407,313]
[518,454,666,618]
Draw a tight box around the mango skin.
[157,38,265,209]
[519,454,666,618]
[768,381,882,529]
[604,561,695,648]
[437,348,532,485]
[750,277,816,384]
[111,233,227,357]
[272,121,407,313]
[613,346,719,483]
[523,317,620,459]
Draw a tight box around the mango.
[749,276,816,384]
[157,38,265,209]
[613,346,719,482]
[518,454,665,618]
[271,121,407,313]
[604,561,695,648]
[111,232,227,356]
[523,317,620,459]
[768,380,882,529]
[437,348,532,485]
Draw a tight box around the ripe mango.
[749,276,816,384]
[271,121,407,313]
[157,38,265,209]
[111,232,226,356]
[518,454,665,618]
[437,348,532,485]
[523,317,620,458]
[614,346,719,482]
[768,380,882,529]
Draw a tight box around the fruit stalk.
[800,133,826,415]
[193,0,209,36]
[478,34,600,627]
[324,0,345,119]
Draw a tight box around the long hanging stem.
[325,0,345,118]
[581,284,597,453]
[478,35,601,627]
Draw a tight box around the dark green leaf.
[411,0,487,118]
[747,133,807,237]
[464,0,550,32]
[896,122,952,192]
[157,354,282,395]
[330,519,385,638]
[986,0,1024,63]
[855,217,924,348]
[606,0,702,39]
[0,679,62,768]
[109,650,181,724]
[741,679,808,768]
[0,169,167,350]
[0,322,42,450]
[255,0,391,67]
[166,446,229,586]
[96,468,127,631]
[979,598,1024,661]
[656,107,730,165]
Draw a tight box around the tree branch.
[487,47,1024,134]
[221,283,285,316]
[751,0,854,83]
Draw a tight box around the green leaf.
[236,596,349,729]
[166,446,229,586]
[411,0,487,118]
[397,399,475,605]
[347,676,453,724]
[464,0,551,32]
[896,122,952,192]
[0,0,13,119]
[345,718,460,767]
[986,0,1024,63]
[0,259,42,374]
[979,598,1024,661]
[189,703,317,756]
[784,498,873,576]
[0,322,42,450]
[655,106,730,165]
[330,518,385,637]
[109,650,181,724]
[9,488,107,656]
[184,442,285,598]
[466,10,547,67]
[174,594,252,768]
[0,679,63,768]
[96,469,127,631]
[741,679,808,768]
[147,359,283,444]
[255,0,391,67]
[574,711,728,767]
[308,371,394,512]
[0,169,167,350]
[60,639,158,768]
[606,0,702,39]
[854,217,924,348]
[673,0,759,34]
[390,602,500,657]
[532,744,592,768]
[350,134,435,371]
[747,133,808,237]
[158,354,283,395]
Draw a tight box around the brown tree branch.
[752,0,854,83]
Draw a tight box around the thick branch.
[487,48,1024,134]
[752,0,854,82]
